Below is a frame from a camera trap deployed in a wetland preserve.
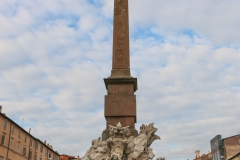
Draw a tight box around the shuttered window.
[1,133,6,145]
[22,147,26,156]
[10,138,14,149]
[29,151,32,160]
[4,119,7,130]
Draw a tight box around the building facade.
[195,150,212,160]
[229,152,240,160]
[210,134,240,160]
[0,107,60,160]
[59,154,80,160]
[222,134,240,160]
[211,135,223,160]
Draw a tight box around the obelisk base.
[110,69,131,78]
[103,78,138,140]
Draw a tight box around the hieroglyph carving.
[113,0,129,69]
[82,122,160,160]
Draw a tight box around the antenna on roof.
[22,118,24,128]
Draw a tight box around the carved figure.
[91,141,110,160]
[82,122,160,160]
[82,137,101,160]
[107,122,130,160]
[127,123,160,160]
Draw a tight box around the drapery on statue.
[82,122,160,160]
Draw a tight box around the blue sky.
[0,0,240,160]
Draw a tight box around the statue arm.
[107,137,113,146]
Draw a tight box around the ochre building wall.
[0,112,60,160]
[224,135,240,159]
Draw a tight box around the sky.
[0,0,240,159]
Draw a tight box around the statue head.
[92,137,101,149]
[116,122,123,130]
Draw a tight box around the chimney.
[44,140,46,144]
[196,150,200,159]
[29,128,31,134]
[0,105,2,113]
[208,152,212,159]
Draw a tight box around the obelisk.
[102,0,138,140]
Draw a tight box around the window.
[35,141,38,150]
[0,156,3,160]
[40,145,43,153]
[24,135,27,143]
[1,133,6,145]
[45,149,48,157]
[49,153,51,158]
[40,156,42,160]
[29,151,32,160]
[17,142,20,153]
[10,138,14,149]
[11,125,14,135]
[18,131,21,139]
[34,155,37,160]
[30,138,32,146]
[4,119,7,130]
[22,147,26,156]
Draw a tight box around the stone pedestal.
[102,78,138,140]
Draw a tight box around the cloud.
[128,0,240,46]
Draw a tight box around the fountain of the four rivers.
[82,1,161,160]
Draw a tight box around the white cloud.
[128,0,240,46]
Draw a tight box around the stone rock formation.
[82,122,160,160]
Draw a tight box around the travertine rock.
[82,122,160,160]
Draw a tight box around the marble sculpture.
[82,122,160,160]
